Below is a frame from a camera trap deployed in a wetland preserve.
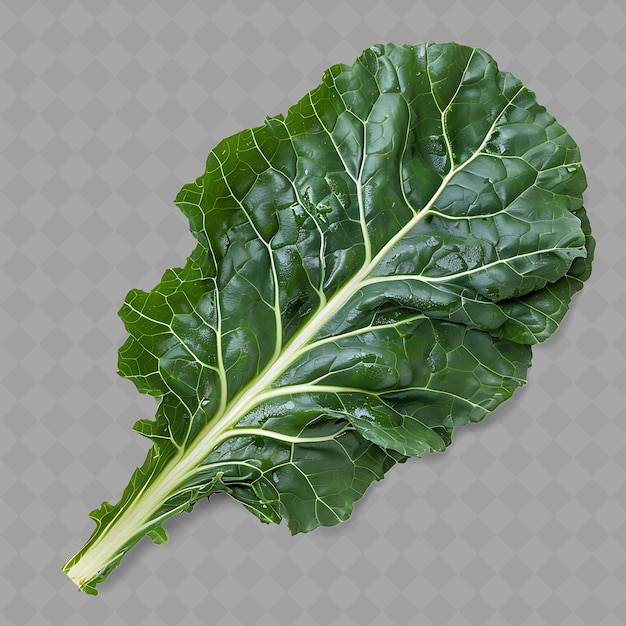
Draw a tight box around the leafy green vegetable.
[62,42,593,594]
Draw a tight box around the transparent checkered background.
[2,1,625,624]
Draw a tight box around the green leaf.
[62,42,593,593]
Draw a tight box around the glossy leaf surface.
[63,42,593,594]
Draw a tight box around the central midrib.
[72,176,449,585]
[70,85,514,584]
[144,173,456,492]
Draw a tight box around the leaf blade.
[63,42,593,594]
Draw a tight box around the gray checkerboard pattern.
[2,1,625,624]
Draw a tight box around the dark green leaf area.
[332,213,590,346]
[275,316,530,452]
[118,260,217,397]
[199,414,397,533]
[117,248,278,415]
